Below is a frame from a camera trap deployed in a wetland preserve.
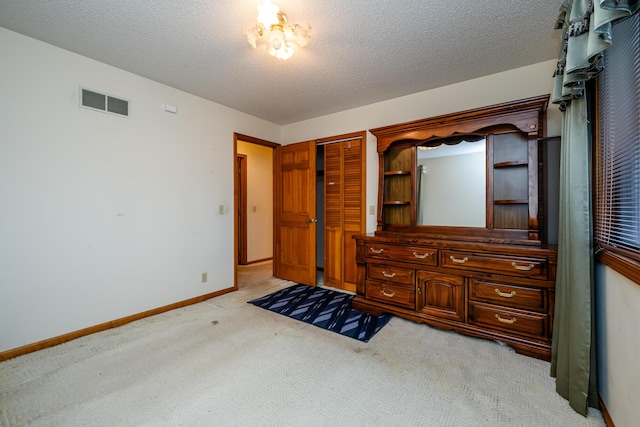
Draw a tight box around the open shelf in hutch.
[354,95,558,360]
[382,146,414,225]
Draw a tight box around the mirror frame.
[370,95,550,244]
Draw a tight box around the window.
[594,12,640,280]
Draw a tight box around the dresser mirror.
[416,137,486,227]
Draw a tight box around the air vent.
[80,87,130,117]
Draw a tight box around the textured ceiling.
[0,1,562,125]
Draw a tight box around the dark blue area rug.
[248,284,391,342]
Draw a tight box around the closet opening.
[316,143,325,287]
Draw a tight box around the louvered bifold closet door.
[342,138,363,290]
[323,139,364,291]
[324,143,343,288]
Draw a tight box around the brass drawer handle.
[413,251,431,259]
[382,271,396,278]
[449,255,468,264]
[495,314,517,324]
[495,289,517,298]
[381,289,396,298]
[512,262,535,271]
[369,247,384,254]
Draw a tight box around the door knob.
[306,218,317,223]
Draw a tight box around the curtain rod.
[316,136,362,146]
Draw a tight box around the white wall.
[595,264,640,427]
[281,60,562,233]
[0,28,280,353]
[237,141,273,262]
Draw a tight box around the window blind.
[595,12,640,261]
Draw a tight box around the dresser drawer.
[365,243,438,266]
[470,279,547,312]
[442,250,547,279]
[366,280,415,309]
[367,263,415,285]
[468,302,549,339]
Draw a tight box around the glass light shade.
[243,25,262,49]
[256,0,280,28]
[268,29,284,51]
[266,28,294,59]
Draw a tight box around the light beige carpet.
[0,262,604,426]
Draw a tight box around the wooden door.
[324,143,343,288]
[323,136,365,292]
[342,138,364,291]
[274,141,317,285]
[417,271,466,322]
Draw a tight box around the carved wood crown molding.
[369,95,550,153]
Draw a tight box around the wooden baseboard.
[0,287,235,362]
[599,395,615,427]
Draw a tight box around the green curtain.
[551,96,597,416]
[550,0,639,416]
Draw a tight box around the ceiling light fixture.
[244,0,311,60]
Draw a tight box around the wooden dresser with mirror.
[353,95,557,360]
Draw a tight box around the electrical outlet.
[369,205,375,215]
[201,272,207,283]
[218,205,225,215]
